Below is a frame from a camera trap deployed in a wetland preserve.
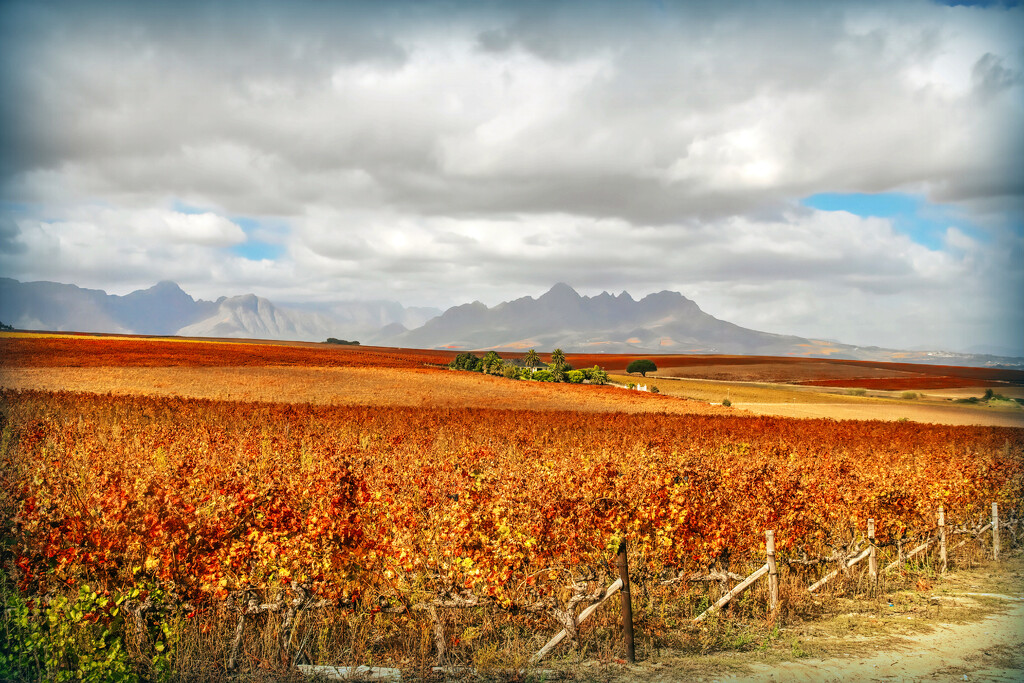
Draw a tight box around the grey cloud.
[972,52,1023,99]
[5,0,1021,225]
[0,216,26,254]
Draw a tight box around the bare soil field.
[575,351,1024,389]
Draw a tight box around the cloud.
[0,215,27,254]
[0,0,1021,352]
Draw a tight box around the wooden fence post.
[993,502,1000,561]
[766,531,779,612]
[938,506,947,573]
[617,539,635,663]
[867,519,877,582]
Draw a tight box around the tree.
[524,349,540,368]
[549,348,568,382]
[449,352,482,372]
[589,366,609,385]
[626,359,657,377]
[482,350,504,375]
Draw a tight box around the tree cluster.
[447,349,609,385]
[324,338,360,345]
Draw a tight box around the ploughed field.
[1,332,1022,679]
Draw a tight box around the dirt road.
[719,595,1024,682]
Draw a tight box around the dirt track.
[720,596,1024,682]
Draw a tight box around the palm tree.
[549,348,567,382]
[524,349,540,368]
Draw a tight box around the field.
[1,332,1023,681]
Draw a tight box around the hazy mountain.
[377,282,812,355]
[0,278,217,334]
[174,294,336,340]
[0,278,439,343]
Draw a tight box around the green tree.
[626,358,657,377]
[549,348,568,382]
[524,349,540,368]
[449,352,482,372]
[481,350,504,375]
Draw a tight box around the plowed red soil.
[0,335,455,368]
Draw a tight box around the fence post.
[867,518,877,582]
[766,530,779,612]
[938,506,947,573]
[616,539,635,663]
[993,502,1000,561]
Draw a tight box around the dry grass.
[0,366,729,415]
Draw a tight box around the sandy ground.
[717,596,1024,682]
[720,598,1024,683]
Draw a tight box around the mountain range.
[0,278,439,343]
[1,277,1020,367]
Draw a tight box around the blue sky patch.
[802,192,980,251]
[229,240,284,261]
[168,202,287,261]
[230,215,287,261]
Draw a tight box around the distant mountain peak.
[541,282,580,299]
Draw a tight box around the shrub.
[325,337,359,345]
[532,370,553,382]
[901,392,919,400]
[502,363,520,379]
[588,366,610,385]
[722,398,732,407]
[566,370,584,384]
[651,386,659,394]
[846,388,867,396]
[626,359,657,377]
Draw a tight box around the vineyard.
[2,385,1023,680]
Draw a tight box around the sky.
[0,0,1022,355]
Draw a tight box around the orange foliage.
[3,389,1021,611]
